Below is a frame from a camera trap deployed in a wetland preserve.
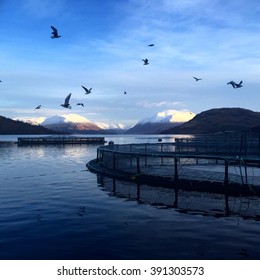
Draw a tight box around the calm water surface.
[0,134,259,260]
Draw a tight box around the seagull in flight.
[193,76,202,81]
[148,44,154,47]
[124,91,127,95]
[82,85,92,94]
[142,58,149,65]
[35,105,41,110]
[61,93,72,109]
[77,103,84,107]
[51,26,61,39]
[227,80,243,88]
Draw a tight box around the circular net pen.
[87,142,260,196]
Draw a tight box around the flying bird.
[124,91,127,95]
[61,93,72,109]
[50,26,61,39]
[227,80,243,88]
[148,44,154,47]
[82,85,92,94]
[35,105,41,110]
[142,58,149,65]
[193,77,202,81]
[77,103,84,107]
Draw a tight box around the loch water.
[0,134,259,260]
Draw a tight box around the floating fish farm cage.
[87,132,260,196]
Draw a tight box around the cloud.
[137,100,184,108]
[22,0,67,18]
[116,0,260,71]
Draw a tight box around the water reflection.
[0,142,97,182]
[97,175,260,221]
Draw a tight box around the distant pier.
[17,136,106,145]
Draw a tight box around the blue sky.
[0,0,260,127]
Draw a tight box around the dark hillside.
[0,115,56,134]
[162,108,260,134]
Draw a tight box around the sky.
[0,0,260,128]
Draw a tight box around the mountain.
[126,110,195,134]
[14,117,46,126]
[162,108,260,134]
[41,114,103,134]
[94,122,128,134]
[17,114,127,134]
[0,115,56,135]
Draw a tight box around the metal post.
[174,157,178,182]
[224,159,229,186]
[113,153,116,170]
[224,193,230,216]
[244,160,248,184]
[100,150,104,163]
[136,156,140,173]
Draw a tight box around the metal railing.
[94,141,260,188]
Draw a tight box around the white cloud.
[137,100,184,108]
[22,0,66,18]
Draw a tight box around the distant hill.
[162,108,260,134]
[0,115,56,135]
[126,122,182,134]
[126,110,195,134]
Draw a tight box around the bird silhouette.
[50,26,61,39]
[77,103,84,107]
[124,91,127,95]
[61,93,72,109]
[193,76,202,81]
[82,85,92,94]
[142,58,149,65]
[227,80,243,88]
[35,105,41,110]
[148,44,154,47]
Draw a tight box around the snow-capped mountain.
[41,114,102,133]
[42,114,92,125]
[126,110,196,134]
[94,122,128,133]
[13,110,196,135]
[16,114,128,134]
[95,122,126,130]
[13,117,46,126]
